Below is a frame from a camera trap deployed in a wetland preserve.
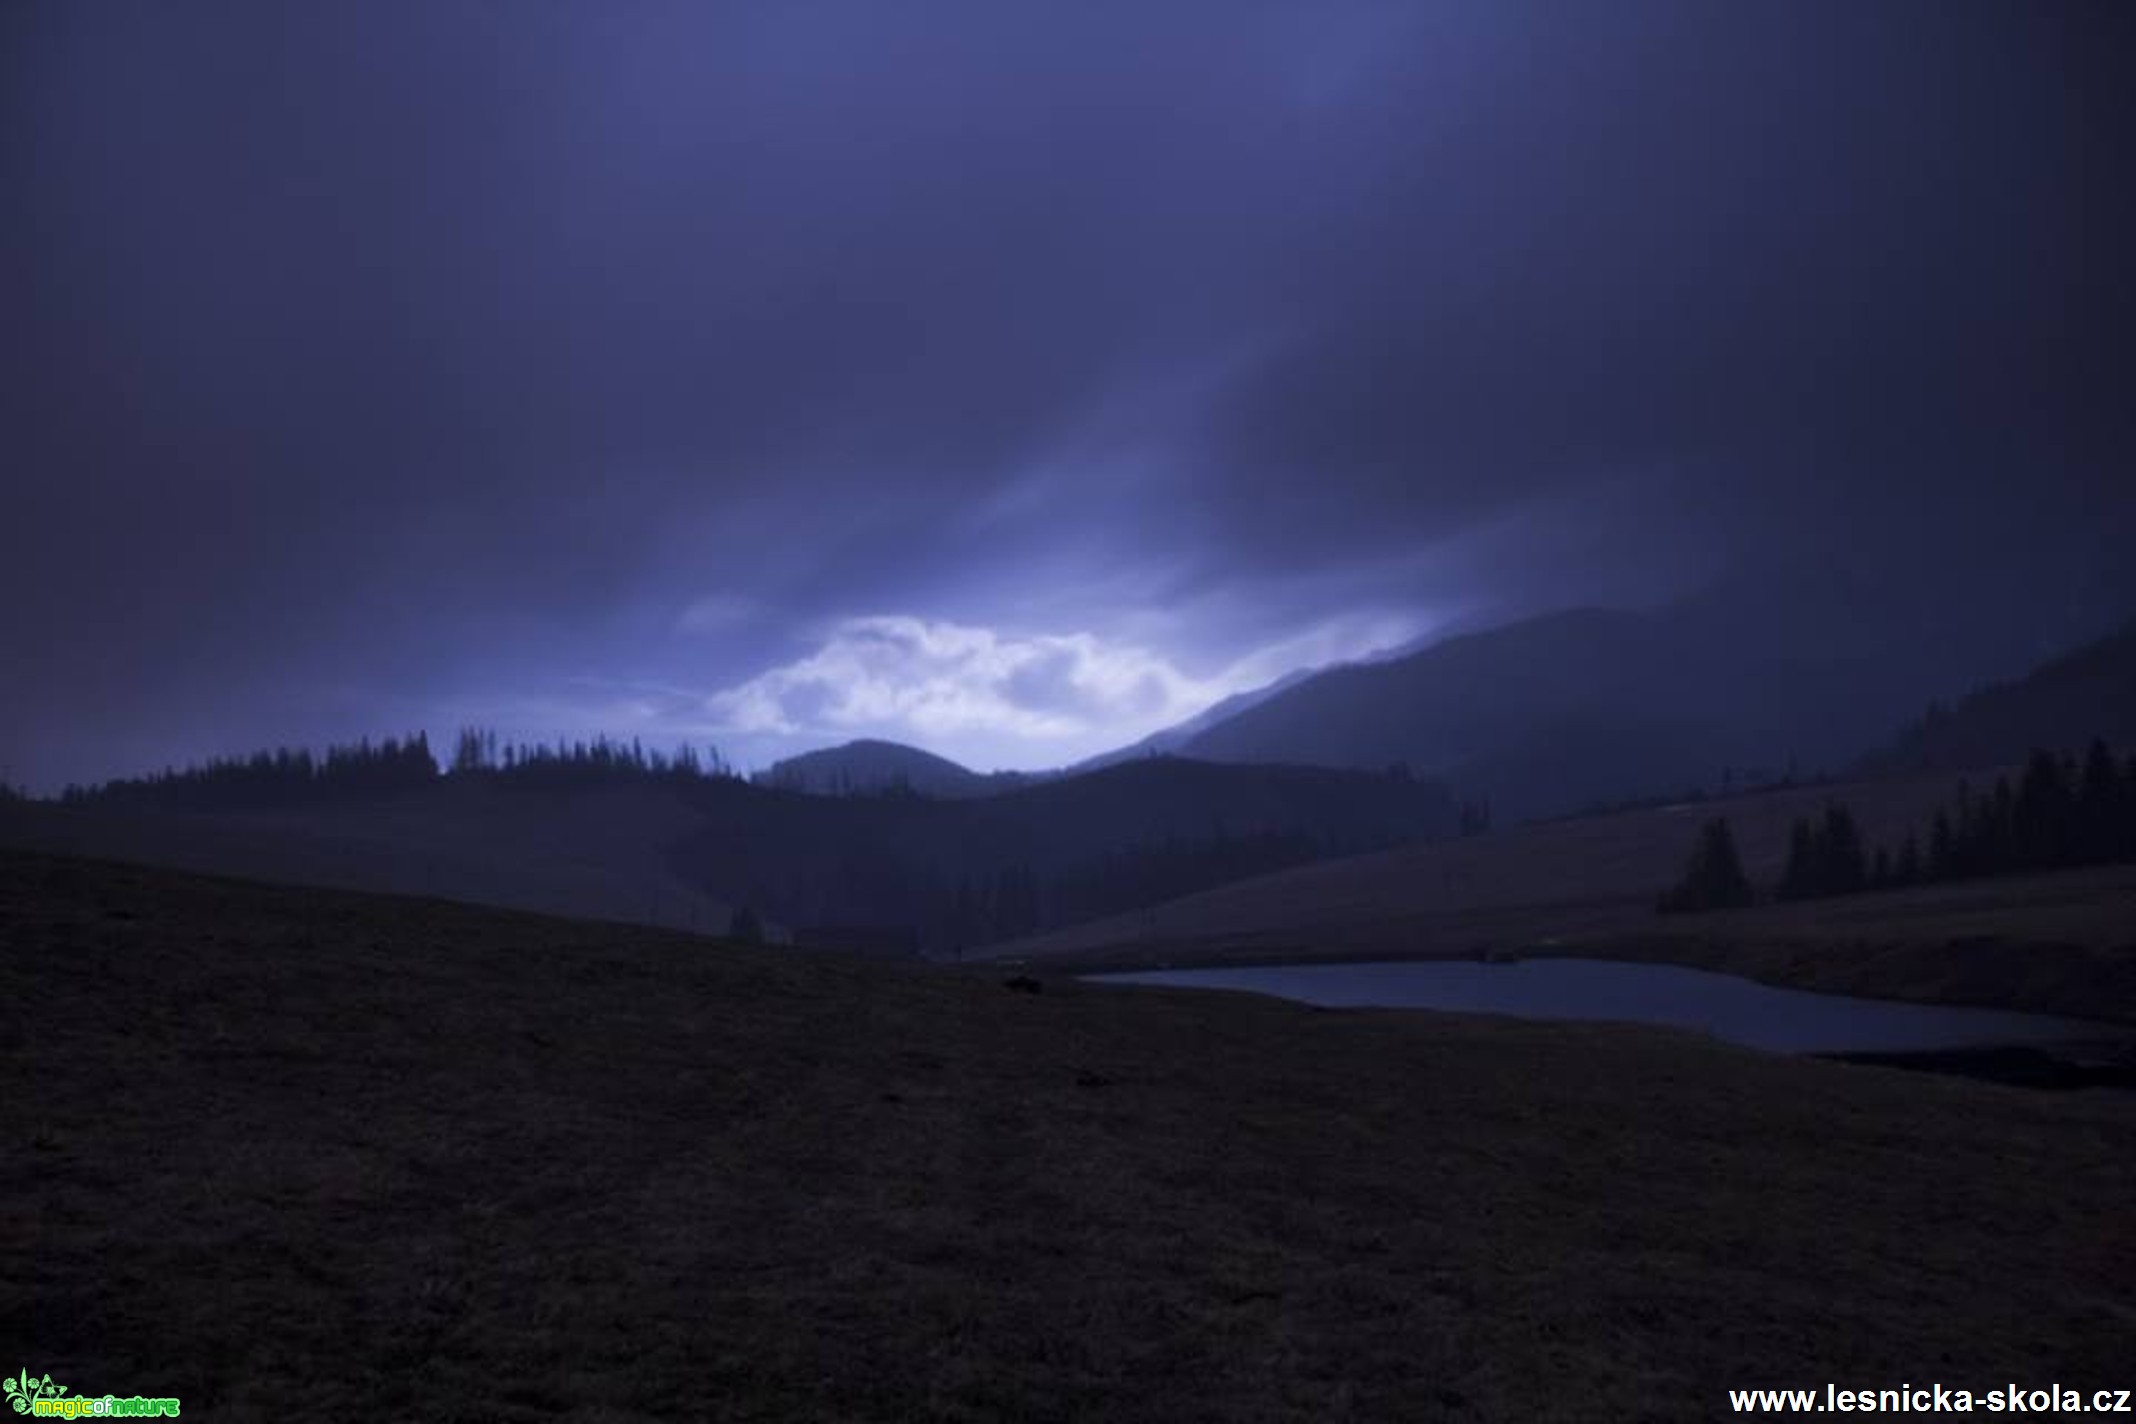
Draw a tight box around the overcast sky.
[4,1,2131,789]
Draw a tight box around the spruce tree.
[2077,740,2119,864]
[1894,833,1922,887]
[1778,817,1817,901]
[2124,753,2136,860]
[2015,750,2072,869]
[1818,804,1867,896]
[1929,810,1956,881]
[1657,817,1753,913]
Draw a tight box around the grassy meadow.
[3,850,2132,1421]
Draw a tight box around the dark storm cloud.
[1189,2,2133,573]
[2,1,2130,785]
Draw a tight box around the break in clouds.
[713,618,1234,759]
[700,611,1432,770]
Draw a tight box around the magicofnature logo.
[3,1371,179,1418]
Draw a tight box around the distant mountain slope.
[1068,666,1323,772]
[754,738,1036,798]
[1180,607,1653,770]
[1174,608,1738,818]
[1861,618,2136,774]
[1162,591,2100,823]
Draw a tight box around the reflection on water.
[1086,958,2122,1054]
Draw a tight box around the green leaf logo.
[3,1371,69,1412]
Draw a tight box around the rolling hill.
[668,756,1453,948]
[0,779,740,937]
[753,738,1037,798]
[0,755,1454,955]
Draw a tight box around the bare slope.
[989,768,2136,1022]
[0,781,733,935]
[3,850,2131,1420]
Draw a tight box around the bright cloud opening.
[703,613,1426,769]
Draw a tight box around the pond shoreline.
[985,863,2136,1027]
[999,921,2136,1028]
[1818,1043,2136,1091]
[1078,956,2136,1060]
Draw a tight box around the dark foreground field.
[4,851,2132,1421]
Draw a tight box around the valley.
[9,13,2130,1419]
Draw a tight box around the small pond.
[1085,958,2125,1055]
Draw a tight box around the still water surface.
[1086,958,2121,1054]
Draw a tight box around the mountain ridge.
[1860,616,2136,775]
[754,737,1041,798]
[1144,592,2135,821]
